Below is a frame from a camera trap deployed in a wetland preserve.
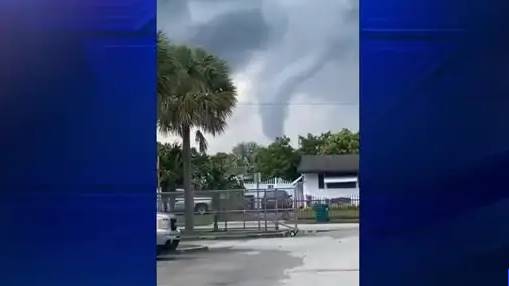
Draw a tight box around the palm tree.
[158,142,183,212]
[158,142,183,191]
[157,32,237,231]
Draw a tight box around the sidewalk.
[180,223,358,240]
[297,223,358,232]
[181,229,291,241]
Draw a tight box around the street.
[157,224,359,286]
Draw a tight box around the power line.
[235,102,358,106]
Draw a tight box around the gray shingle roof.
[298,154,359,174]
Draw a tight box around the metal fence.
[157,189,297,232]
[157,186,359,232]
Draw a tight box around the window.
[318,173,358,189]
[326,181,357,189]
[318,174,324,189]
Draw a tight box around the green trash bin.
[313,204,330,223]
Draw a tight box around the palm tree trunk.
[182,125,194,231]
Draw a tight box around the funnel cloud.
[157,0,359,152]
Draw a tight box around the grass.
[296,207,359,220]
[175,214,214,226]
[294,218,359,224]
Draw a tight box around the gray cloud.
[157,0,359,150]
[191,10,271,70]
[157,0,192,40]
[157,0,272,70]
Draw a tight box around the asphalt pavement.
[157,224,359,286]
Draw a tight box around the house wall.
[243,182,294,191]
[244,178,295,202]
[302,173,359,202]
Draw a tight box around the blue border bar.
[361,0,509,285]
[0,1,156,285]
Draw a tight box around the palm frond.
[195,130,208,153]
[157,37,238,140]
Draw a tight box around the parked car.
[157,212,181,254]
[174,197,212,215]
[261,190,293,210]
[244,195,255,210]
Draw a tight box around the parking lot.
[157,224,359,286]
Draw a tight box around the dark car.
[261,190,293,210]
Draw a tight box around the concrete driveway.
[157,224,359,286]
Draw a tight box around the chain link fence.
[157,185,359,232]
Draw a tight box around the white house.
[297,154,359,205]
[243,177,296,192]
[242,177,298,208]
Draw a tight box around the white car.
[157,212,181,254]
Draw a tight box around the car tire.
[195,204,208,215]
[168,240,180,251]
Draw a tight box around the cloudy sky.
[157,0,359,154]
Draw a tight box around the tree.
[157,32,177,105]
[189,148,210,190]
[298,132,332,155]
[157,142,183,213]
[255,136,300,181]
[157,32,237,231]
[319,129,359,154]
[232,142,261,160]
[297,130,359,155]
[158,142,183,193]
[231,142,261,177]
[158,142,227,191]
[203,153,243,190]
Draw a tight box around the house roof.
[298,154,359,174]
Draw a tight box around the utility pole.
[157,155,160,192]
[256,172,261,230]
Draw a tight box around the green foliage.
[202,153,243,190]
[296,207,359,221]
[190,148,210,189]
[157,33,237,141]
[298,129,359,155]
[298,132,332,155]
[319,129,359,155]
[158,143,242,191]
[157,32,176,100]
[255,136,300,181]
[158,129,359,192]
[158,142,205,191]
[231,142,262,176]
[158,142,182,192]
[252,129,359,181]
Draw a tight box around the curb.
[298,229,334,234]
[294,220,359,224]
[174,245,209,254]
[182,231,289,241]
